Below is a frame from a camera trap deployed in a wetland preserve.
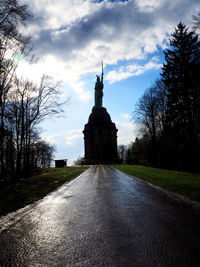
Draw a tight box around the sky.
[18,0,200,165]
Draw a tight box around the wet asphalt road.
[0,165,200,267]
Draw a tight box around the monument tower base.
[83,107,118,164]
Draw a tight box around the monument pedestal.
[83,107,118,164]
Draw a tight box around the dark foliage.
[73,156,84,166]
[132,22,200,172]
[0,1,65,181]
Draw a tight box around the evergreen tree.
[161,22,200,171]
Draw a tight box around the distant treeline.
[120,21,200,172]
[0,1,65,181]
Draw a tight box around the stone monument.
[83,63,118,164]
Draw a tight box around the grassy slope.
[0,166,88,216]
[113,165,200,202]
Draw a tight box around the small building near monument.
[83,64,118,164]
[54,159,67,168]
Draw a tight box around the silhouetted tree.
[118,144,127,163]
[0,1,67,180]
[133,23,200,171]
[125,142,135,164]
[118,139,148,165]
[161,22,200,170]
[133,79,167,166]
[0,0,31,178]
[8,75,65,176]
[132,137,148,165]
[192,11,200,33]
[33,140,55,168]
[73,156,84,166]
[0,0,31,39]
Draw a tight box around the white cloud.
[135,0,166,12]
[65,129,83,146]
[105,57,162,83]
[19,0,200,97]
[121,113,131,120]
[43,129,83,147]
[44,135,60,145]
[69,81,92,102]
[116,121,137,145]
[17,55,92,102]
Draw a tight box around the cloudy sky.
[19,0,200,164]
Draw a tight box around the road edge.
[0,168,90,233]
[112,166,200,213]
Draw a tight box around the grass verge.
[113,164,200,203]
[0,166,88,217]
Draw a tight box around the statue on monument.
[94,62,104,108]
[83,61,118,164]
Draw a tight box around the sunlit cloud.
[65,129,83,146]
[69,81,92,102]
[20,0,199,90]
[135,0,166,12]
[105,57,162,83]
[121,113,131,120]
[17,56,92,101]
[43,129,83,147]
[44,135,60,145]
[116,121,137,145]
